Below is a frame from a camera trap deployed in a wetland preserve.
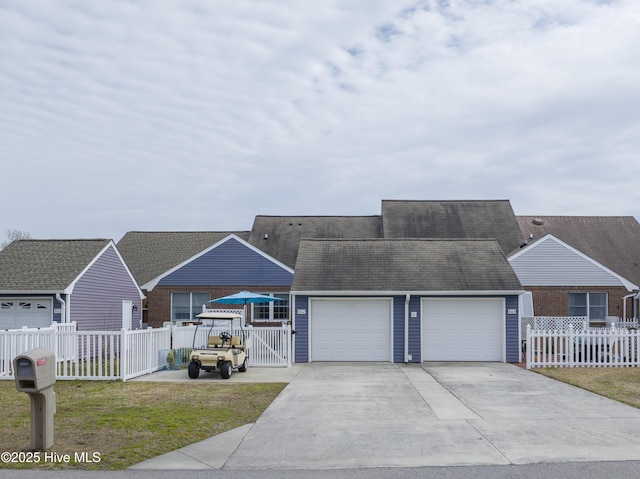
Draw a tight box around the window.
[252,293,290,322]
[570,293,607,322]
[171,293,210,321]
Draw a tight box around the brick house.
[509,217,640,324]
[117,232,293,328]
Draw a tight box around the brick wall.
[526,285,632,319]
[146,285,291,328]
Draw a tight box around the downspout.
[55,293,66,324]
[622,292,637,321]
[404,294,410,363]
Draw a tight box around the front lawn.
[535,367,640,409]
[0,380,285,470]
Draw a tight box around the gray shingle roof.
[117,231,250,286]
[381,200,523,254]
[291,238,522,292]
[516,216,640,285]
[248,216,383,268]
[0,239,111,292]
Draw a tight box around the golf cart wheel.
[188,361,200,379]
[220,361,233,379]
[238,358,248,372]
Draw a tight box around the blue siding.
[71,245,142,331]
[505,295,520,362]
[294,296,309,363]
[408,296,421,362]
[393,296,405,363]
[159,238,293,287]
[53,296,64,323]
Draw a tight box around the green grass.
[0,380,285,470]
[535,367,640,409]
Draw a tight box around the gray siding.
[159,237,292,287]
[71,245,142,331]
[505,296,520,362]
[294,296,309,363]
[510,237,626,287]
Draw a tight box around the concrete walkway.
[130,362,640,470]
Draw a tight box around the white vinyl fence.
[0,325,171,381]
[526,324,640,369]
[170,325,291,367]
[0,323,291,381]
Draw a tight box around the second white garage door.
[310,299,392,361]
[422,298,503,361]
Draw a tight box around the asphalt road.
[4,462,640,479]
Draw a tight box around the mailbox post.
[13,348,56,450]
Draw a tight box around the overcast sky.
[1,0,639,242]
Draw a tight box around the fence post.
[120,329,127,381]
[526,325,531,369]
[568,324,574,367]
[286,326,292,367]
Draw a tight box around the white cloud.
[0,0,639,240]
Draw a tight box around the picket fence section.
[526,324,640,369]
[0,323,291,381]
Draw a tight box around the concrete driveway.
[224,362,640,469]
[131,362,640,470]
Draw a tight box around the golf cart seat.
[231,336,244,350]
[208,336,223,347]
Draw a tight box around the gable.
[517,215,640,285]
[118,231,251,286]
[509,235,638,290]
[147,235,293,289]
[70,244,144,298]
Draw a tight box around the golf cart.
[188,311,248,379]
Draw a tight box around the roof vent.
[532,218,545,226]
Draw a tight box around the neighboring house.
[0,239,143,330]
[117,232,293,328]
[291,238,523,363]
[510,216,640,323]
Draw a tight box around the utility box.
[13,348,56,450]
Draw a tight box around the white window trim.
[251,293,290,322]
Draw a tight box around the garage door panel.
[0,299,52,330]
[423,299,503,361]
[311,299,392,362]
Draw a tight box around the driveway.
[223,362,640,469]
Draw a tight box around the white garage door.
[0,299,53,330]
[422,298,503,361]
[310,299,392,361]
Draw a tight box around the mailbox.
[13,348,56,450]
[14,348,56,392]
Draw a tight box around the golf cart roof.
[196,312,243,320]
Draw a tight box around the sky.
[1,0,639,242]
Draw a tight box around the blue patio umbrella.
[208,291,282,305]
[208,291,282,324]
